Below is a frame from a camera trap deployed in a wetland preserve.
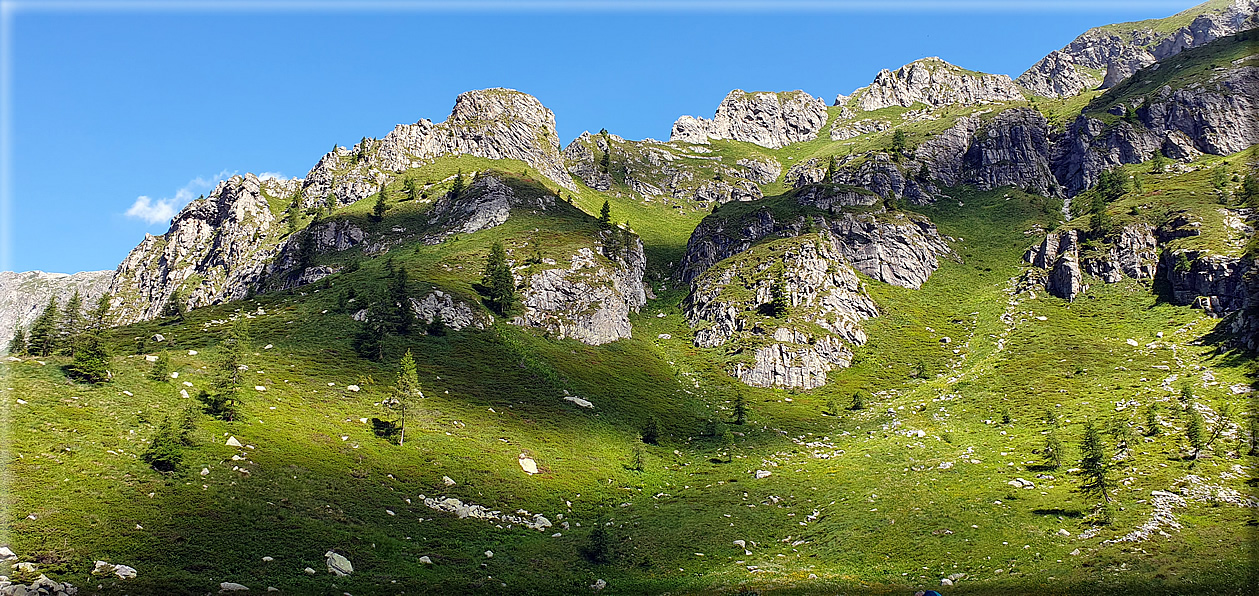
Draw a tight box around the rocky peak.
[1016,0,1259,97]
[670,90,828,149]
[847,57,1025,112]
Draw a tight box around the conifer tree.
[27,297,60,357]
[388,349,423,446]
[90,293,111,331]
[891,129,907,158]
[142,415,183,472]
[1078,421,1115,522]
[826,154,837,182]
[66,332,110,384]
[1186,407,1204,463]
[161,290,186,321]
[9,329,26,356]
[849,391,864,411]
[404,177,420,202]
[451,170,465,199]
[387,265,415,334]
[372,186,389,221]
[480,242,516,315]
[208,318,250,420]
[598,200,612,230]
[60,291,84,354]
[734,391,748,424]
[149,351,170,382]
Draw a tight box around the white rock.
[201,468,210,476]
[443,476,456,486]
[0,546,15,560]
[485,550,494,558]
[1126,339,1139,347]
[180,389,190,399]
[254,386,266,392]
[188,350,198,356]
[564,395,594,408]
[261,556,273,562]
[419,556,432,564]
[145,355,159,362]
[733,540,746,549]
[1070,548,1081,556]
[755,470,772,479]
[226,436,243,447]
[303,567,316,575]
[519,456,538,475]
[657,334,672,340]
[152,334,165,342]
[941,578,954,586]
[219,581,249,592]
[591,578,607,591]
[1057,529,1071,537]
[347,385,360,392]
[264,344,273,349]
[113,564,137,579]
[325,551,353,576]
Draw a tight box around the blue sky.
[4,1,1199,274]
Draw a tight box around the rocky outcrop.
[848,57,1025,111]
[962,108,1059,197]
[670,90,829,149]
[513,237,647,345]
[0,270,112,350]
[411,290,490,331]
[1162,249,1252,315]
[678,206,952,290]
[735,157,782,184]
[692,179,763,204]
[302,88,573,210]
[1017,0,1259,97]
[426,175,556,237]
[107,173,287,325]
[789,152,940,205]
[1054,59,1259,194]
[685,236,878,389]
[563,132,613,190]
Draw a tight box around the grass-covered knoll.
[1093,0,1242,39]
[1084,28,1259,121]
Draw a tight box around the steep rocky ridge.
[684,235,878,389]
[1017,0,1259,97]
[300,89,573,212]
[844,57,1026,112]
[670,90,828,149]
[0,270,113,351]
[677,197,953,290]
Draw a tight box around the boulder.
[325,551,353,576]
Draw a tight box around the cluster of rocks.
[513,241,647,346]
[843,57,1026,111]
[670,90,829,149]
[0,575,78,595]
[677,206,952,291]
[425,174,556,237]
[1016,0,1259,97]
[684,236,879,389]
[410,290,490,331]
[420,495,555,531]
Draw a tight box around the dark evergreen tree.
[60,291,84,354]
[599,149,611,174]
[90,293,111,331]
[1145,403,1161,436]
[387,265,415,334]
[207,318,249,420]
[734,391,748,424]
[8,329,26,356]
[142,415,183,472]
[66,332,110,384]
[480,242,516,315]
[371,186,389,221]
[641,416,660,445]
[598,200,612,229]
[1078,421,1115,521]
[826,154,837,182]
[27,297,60,357]
[404,177,420,202]
[849,391,864,411]
[161,290,186,321]
[891,129,907,158]
[451,170,465,199]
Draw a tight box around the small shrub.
[641,417,660,445]
[142,416,183,472]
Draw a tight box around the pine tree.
[90,293,111,331]
[1078,421,1115,517]
[8,329,26,356]
[599,149,611,174]
[388,349,423,446]
[161,290,186,321]
[825,154,837,182]
[451,170,465,199]
[66,332,110,384]
[734,391,747,424]
[142,415,183,472]
[891,129,907,158]
[27,297,60,357]
[598,200,612,230]
[60,291,84,355]
[387,265,415,334]
[149,351,170,382]
[1043,426,1063,470]
[480,242,516,315]
[371,186,389,221]
[208,318,250,420]
[641,416,660,444]
[404,177,420,202]
[850,391,864,411]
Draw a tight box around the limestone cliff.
[845,57,1026,111]
[684,235,878,389]
[670,90,828,149]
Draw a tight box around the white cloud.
[258,171,288,181]
[125,170,234,226]
[125,196,177,224]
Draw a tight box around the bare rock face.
[1083,224,1160,282]
[678,206,952,290]
[670,90,829,149]
[1017,0,1259,97]
[513,236,647,345]
[562,132,613,190]
[692,179,763,205]
[426,175,555,238]
[735,157,782,184]
[0,270,112,350]
[411,290,490,331]
[1054,61,1259,194]
[108,173,286,325]
[1162,249,1252,315]
[962,108,1058,197]
[684,235,878,389]
[848,57,1025,111]
[303,88,573,210]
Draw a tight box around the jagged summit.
[1016,0,1258,97]
[842,56,1026,111]
[669,89,828,149]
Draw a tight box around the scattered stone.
[941,578,954,586]
[657,334,672,340]
[254,386,266,392]
[485,550,494,558]
[201,468,210,476]
[188,350,198,356]
[564,395,594,408]
[261,556,273,562]
[1070,549,1081,556]
[264,344,273,349]
[419,556,432,564]
[145,355,159,362]
[325,551,353,576]
[0,546,15,561]
[1058,529,1071,537]
[226,436,243,447]
[304,567,316,575]
[443,476,456,486]
[591,578,607,591]
[755,470,772,479]
[219,582,249,592]
[347,385,360,392]
[152,334,165,342]
[733,540,746,549]
[519,455,538,475]
[1126,338,1139,347]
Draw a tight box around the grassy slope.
[3,149,1256,594]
